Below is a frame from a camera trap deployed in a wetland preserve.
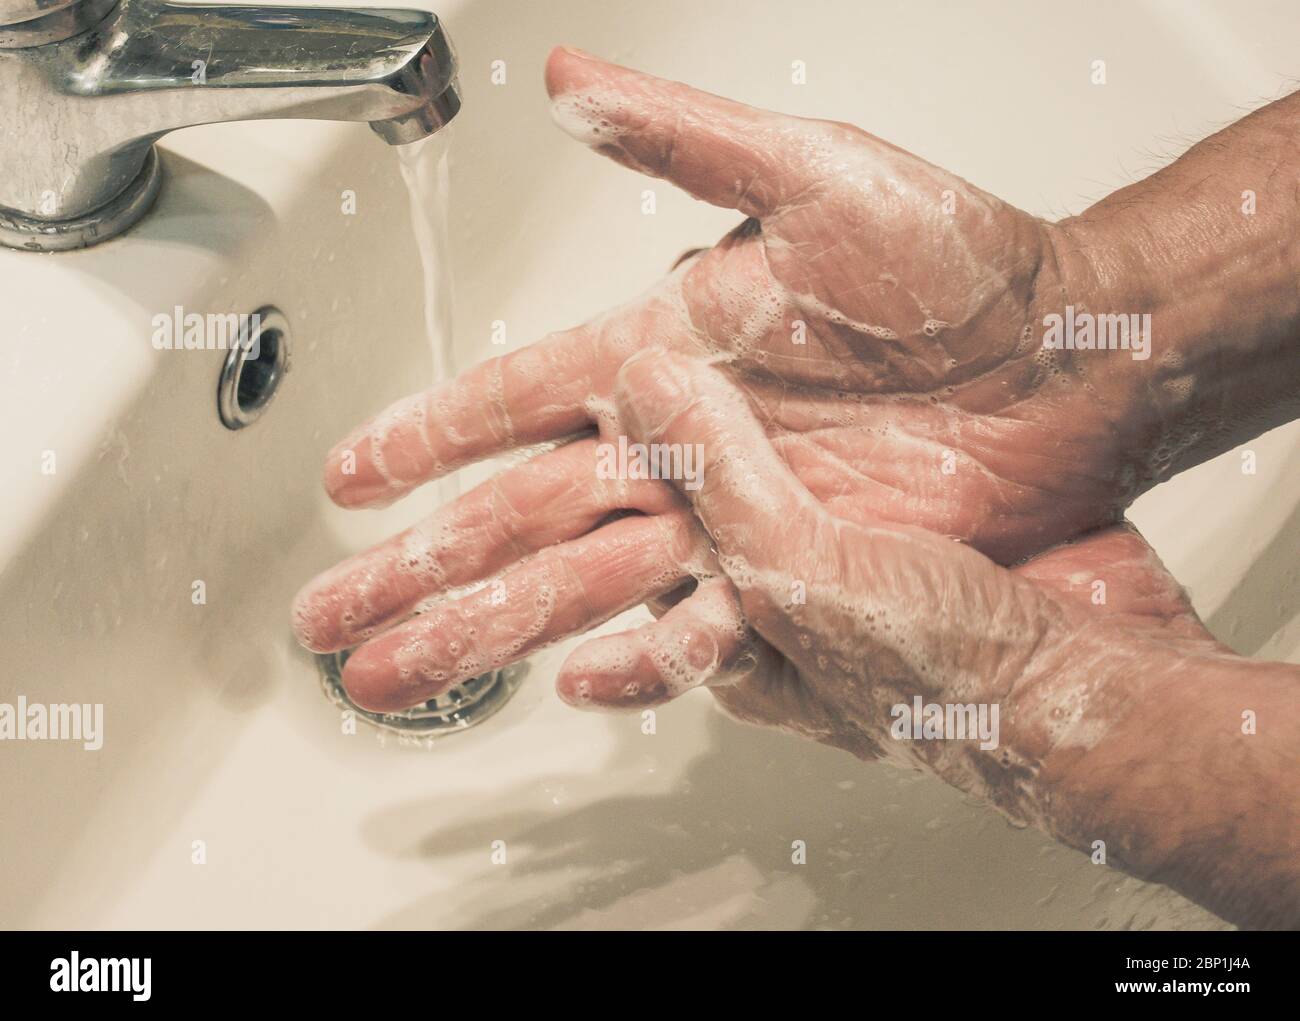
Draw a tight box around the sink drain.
[316,649,523,739]
[218,306,290,429]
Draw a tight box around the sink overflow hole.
[218,306,291,430]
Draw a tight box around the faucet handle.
[0,0,76,24]
[0,0,116,45]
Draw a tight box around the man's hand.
[293,49,1141,706]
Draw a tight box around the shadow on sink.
[361,709,1229,931]
[1205,457,1300,657]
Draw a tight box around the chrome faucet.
[0,0,460,250]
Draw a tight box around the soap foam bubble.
[550,91,631,148]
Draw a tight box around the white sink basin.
[2,0,1296,929]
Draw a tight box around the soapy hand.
[585,348,1206,782]
[293,48,1139,710]
[585,349,1300,930]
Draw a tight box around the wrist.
[1039,213,1160,420]
[1028,633,1300,927]
[1032,214,1174,498]
[1042,108,1300,490]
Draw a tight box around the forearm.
[1048,90,1300,487]
[1036,645,1300,929]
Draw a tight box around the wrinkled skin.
[293,48,1139,710]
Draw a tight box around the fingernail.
[323,437,393,508]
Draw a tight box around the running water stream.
[397,129,457,500]
[316,129,521,740]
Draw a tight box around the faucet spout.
[112,4,461,143]
[0,0,461,250]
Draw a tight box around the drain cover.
[316,649,522,738]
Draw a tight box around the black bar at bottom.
[0,928,1291,1006]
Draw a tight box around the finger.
[546,46,837,219]
[322,325,599,508]
[340,510,708,712]
[323,265,711,509]
[555,576,763,710]
[294,437,685,653]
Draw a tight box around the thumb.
[613,349,828,577]
[545,46,834,218]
